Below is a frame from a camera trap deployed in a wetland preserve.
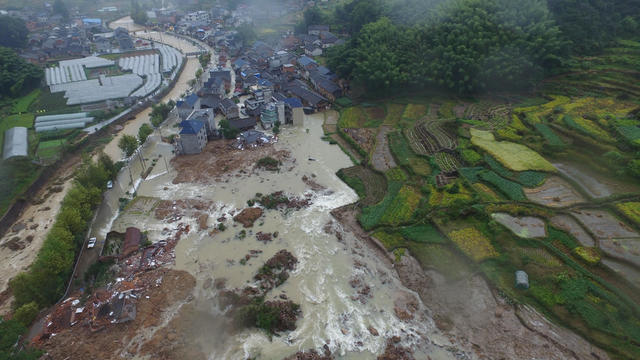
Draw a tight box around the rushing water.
[93,113,452,359]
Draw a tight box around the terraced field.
[334,39,640,360]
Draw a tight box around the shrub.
[13,302,39,327]
[256,156,280,171]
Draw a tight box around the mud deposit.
[171,139,291,183]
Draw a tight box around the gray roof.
[3,127,28,160]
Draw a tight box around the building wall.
[292,107,304,126]
[178,127,207,154]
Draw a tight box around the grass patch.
[470,128,555,172]
[11,89,41,114]
[0,159,43,215]
[400,223,446,243]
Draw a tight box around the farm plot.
[379,185,422,226]
[400,224,446,243]
[478,170,525,201]
[601,258,640,289]
[562,115,614,142]
[616,202,640,226]
[491,213,547,238]
[343,128,377,153]
[470,128,556,172]
[388,131,431,176]
[402,103,427,120]
[383,103,405,126]
[405,120,456,156]
[599,238,640,268]
[447,227,499,262]
[550,215,595,246]
[359,181,402,230]
[464,103,511,129]
[484,155,547,187]
[434,152,460,174]
[571,209,639,240]
[524,176,585,208]
[534,123,565,147]
[617,124,640,146]
[552,162,626,199]
[337,166,387,206]
[339,107,367,128]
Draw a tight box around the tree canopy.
[0,46,43,98]
[53,0,69,20]
[118,134,139,157]
[0,15,28,49]
[327,0,566,94]
[131,0,148,25]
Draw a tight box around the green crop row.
[534,123,565,146]
[359,181,403,230]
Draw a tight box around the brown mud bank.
[331,205,610,360]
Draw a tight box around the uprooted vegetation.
[219,250,301,334]
[333,39,640,360]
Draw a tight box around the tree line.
[9,156,120,324]
[320,0,640,94]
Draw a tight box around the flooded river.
[90,112,453,359]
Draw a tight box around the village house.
[176,120,207,154]
[220,98,239,118]
[284,97,304,126]
[308,25,330,36]
[187,108,216,137]
[177,93,201,120]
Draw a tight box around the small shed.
[515,270,529,290]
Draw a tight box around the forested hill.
[317,0,640,94]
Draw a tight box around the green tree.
[0,16,28,49]
[53,0,69,20]
[219,118,239,139]
[0,47,43,97]
[13,302,39,327]
[118,134,139,157]
[138,123,153,144]
[131,0,148,25]
[235,23,257,47]
[0,317,42,360]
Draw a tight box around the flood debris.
[377,337,415,360]
[252,191,311,210]
[283,346,333,360]
[218,250,301,334]
[154,199,215,224]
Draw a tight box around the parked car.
[87,237,97,249]
[107,180,113,189]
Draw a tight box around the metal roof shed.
[3,127,28,160]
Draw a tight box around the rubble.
[253,191,311,210]
[377,339,415,360]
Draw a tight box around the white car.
[106,180,113,189]
[87,237,97,249]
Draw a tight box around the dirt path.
[108,16,145,32]
[332,205,610,360]
[371,126,396,171]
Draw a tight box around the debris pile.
[253,191,311,210]
[377,337,415,360]
[218,250,301,334]
[154,199,215,223]
[284,347,333,360]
